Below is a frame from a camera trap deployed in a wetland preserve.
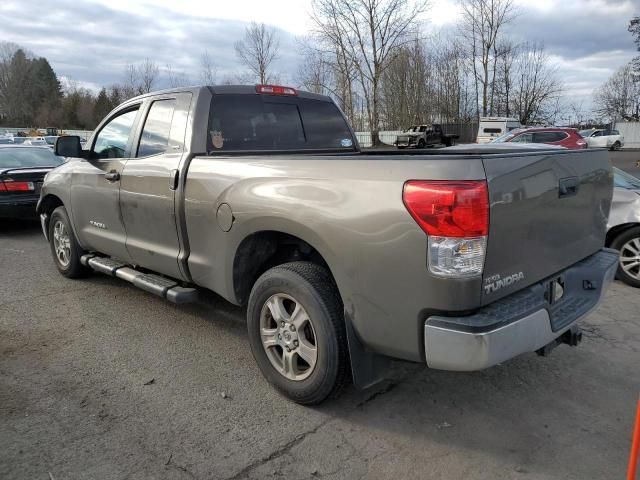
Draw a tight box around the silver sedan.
[607,168,640,287]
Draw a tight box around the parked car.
[0,137,13,145]
[579,129,624,150]
[607,167,640,287]
[476,117,522,143]
[394,124,457,148]
[44,136,59,148]
[38,85,617,404]
[0,145,64,218]
[23,138,49,147]
[491,127,587,149]
[11,137,27,144]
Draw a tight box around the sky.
[0,0,637,115]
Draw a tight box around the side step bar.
[81,254,198,304]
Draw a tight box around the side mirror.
[55,136,85,158]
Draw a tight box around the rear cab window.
[208,94,355,152]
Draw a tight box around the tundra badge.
[484,272,525,294]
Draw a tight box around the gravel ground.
[1,155,639,480]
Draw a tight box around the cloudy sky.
[0,0,637,112]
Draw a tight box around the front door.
[70,106,141,261]
[119,93,191,279]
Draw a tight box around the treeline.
[2,2,635,136]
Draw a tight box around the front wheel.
[247,262,350,405]
[611,226,640,287]
[48,206,89,278]
[610,141,621,151]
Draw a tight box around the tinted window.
[0,147,63,169]
[299,100,354,148]
[483,127,502,134]
[138,99,176,157]
[208,95,353,151]
[94,108,139,159]
[533,132,567,143]
[511,133,533,143]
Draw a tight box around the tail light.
[576,139,587,149]
[256,85,297,96]
[403,180,489,277]
[0,180,35,192]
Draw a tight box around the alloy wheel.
[260,293,318,381]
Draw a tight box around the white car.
[579,129,624,150]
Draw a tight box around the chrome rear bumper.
[424,248,618,371]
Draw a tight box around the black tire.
[417,139,426,149]
[610,141,621,151]
[48,206,89,278]
[247,261,349,405]
[611,226,640,288]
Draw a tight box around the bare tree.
[138,58,159,93]
[234,22,280,84]
[200,50,217,85]
[458,0,516,117]
[123,58,160,97]
[310,0,429,145]
[594,64,640,122]
[165,64,190,88]
[510,43,563,124]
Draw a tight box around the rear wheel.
[48,206,89,278]
[247,261,349,405]
[611,226,640,287]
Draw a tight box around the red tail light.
[256,84,297,96]
[403,180,489,237]
[1,180,35,192]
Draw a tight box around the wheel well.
[233,231,335,305]
[37,194,64,233]
[37,194,64,216]
[605,223,640,247]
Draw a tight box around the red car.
[491,127,587,149]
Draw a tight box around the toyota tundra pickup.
[38,85,618,405]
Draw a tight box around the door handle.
[558,177,579,198]
[104,171,120,182]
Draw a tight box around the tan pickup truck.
[38,85,617,404]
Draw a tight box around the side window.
[533,132,567,143]
[611,130,619,135]
[512,133,532,143]
[137,99,177,157]
[483,127,502,134]
[94,108,139,159]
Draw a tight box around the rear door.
[481,149,612,304]
[119,93,191,279]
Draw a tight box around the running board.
[80,254,198,304]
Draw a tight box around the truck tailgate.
[481,149,612,305]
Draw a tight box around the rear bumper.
[0,197,38,218]
[424,248,618,371]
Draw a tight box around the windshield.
[613,167,640,190]
[0,147,64,169]
[578,129,595,138]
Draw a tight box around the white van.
[477,117,522,143]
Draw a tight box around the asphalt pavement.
[1,154,639,479]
